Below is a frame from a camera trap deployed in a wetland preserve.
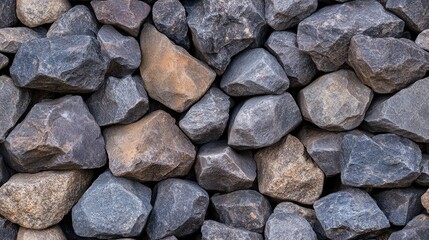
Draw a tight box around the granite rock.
[0,0,17,27]
[386,0,429,32]
[415,29,429,51]
[265,0,317,30]
[0,27,43,54]
[17,225,66,240]
[0,216,18,240]
[16,0,71,27]
[265,212,317,240]
[416,154,429,186]
[388,214,429,240]
[201,220,263,240]
[47,5,98,37]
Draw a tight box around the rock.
[16,0,71,27]
[201,220,263,240]
[91,0,150,37]
[0,216,18,240]
[0,0,17,27]
[47,5,98,37]
[179,88,232,144]
[265,31,317,88]
[72,171,152,239]
[146,178,209,239]
[97,25,141,77]
[139,24,216,112]
[86,75,149,126]
[265,0,317,30]
[104,110,196,182]
[416,155,429,186]
[416,29,429,51]
[152,0,190,48]
[0,53,8,70]
[220,48,289,97]
[297,0,404,72]
[255,135,324,205]
[228,93,302,149]
[341,133,422,188]
[385,0,429,32]
[10,35,107,93]
[422,190,429,212]
[0,170,92,229]
[187,0,267,74]
[314,188,390,240]
[17,225,66,240]
[0,27,43,54]
[0,155,10,186]
[388,214,429,240]
[265,212,317,240]
[3,95,106,172]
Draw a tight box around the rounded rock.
[17,225,66,240]
[16,0,71,27]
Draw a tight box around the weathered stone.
[0,170,92,229]
[0,53,8,70]
[16,0,71,27]
[388,214,429,240]
[104,110,196,182]
[91,0,150,37]
[386,0,429,32]
[0,0,17,27]
[416,29,429,51]
[47,5,98,37]
[17,225,66,240]
[220,48,289,96]
[314,188,390,240]
[139,24,216,112]
[146,178,209,239]
[0,155,10,186]
[187,0,267,74]
[10,35,107,93]
[228,93,302,149]
[416,155,429,186]
[0,27,43,54]
[255,135,324,205]
[297,0,404,71]
[201,220,263,240]
[72,171,152,239]
[265,0,317,30]
[265,212,317,240]
[422,190,429,212]
[0,216,18,240]
[86,75,149,127]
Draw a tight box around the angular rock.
[0,170,92,229]
[16,0,71,27]
[10,35,107,93]
[0,53,8,70]
[265,0,317,30]
[47,5,98,37]
[146,178,209,239]
[314,188,390,240]
[422,190,429,212]
[228,93,302,149]
[187,0,267,74]
[104,110,196,182]
[17,225,66,240]
[388,214,429,240]
[220,48,289,96]
[0,216,18,240]
[416,29,429,51]
[0,155,10,186]
[179,88,232,144]
[201,220,263,240]
[265,212,317,240]
[91,0,150,37]
[140,24,215,112]
[0,0,17,27]
[255,135,324,205]
[0,27,43,54]
[297,0,404,72]
[386,0,429,32]
[416,155,429,186]
[298,70,373,131]
[86,75,149,126]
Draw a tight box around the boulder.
[47,5,98,37]
[17,225,66,240]
[0,27,43,54]
[388,214,429,240]
[16,0,70,27]
[265,0,317,30]
[386,0,429,32]
[0,0,17,27]
[416,29,429,51]
[201,220,263,240]
[265,212,317,240]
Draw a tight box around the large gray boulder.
[265,0,317,30]
[386,0,429,32]
[265,212,317,240]
[47,5,98,37]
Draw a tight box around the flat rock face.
[386,0,429,32]
[10,35,107,93]
[72,171,152,239]
[17,225,66,240]
[314,188,390,240]
[297,0,404,72]
[0,170,92,229]
[348,35,429,94]
[298,69,373,131]
[146,178,209,239]
[0,27,43,53]
[416,29,429,51]
[47,5,98,37]
[0,0,17,27]
[104,110,196,182]
[139,24,216,112]
[201,220,263,240]
[187,0,267,74]
[265,212,317,240]
[255,135,324,205]
[228,93,302,149]
[4,95,106,172]
[265,0,317,30]
[416,154,429,186]
[0,216,18,240]
[16,0,71,27]
[389,214,429,240]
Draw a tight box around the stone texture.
[0,53,8,70]
[201,220,263,240]
[297,0,404,72]
[386,0,429,32]
[255,135,324,205]
[146,178,209,239]
[10,35,107,93]
[16,0,71,27]
[139,23,216,112]
[416,29,429,51]
[422,190,429,212]
[0,0,17,27]
[47,5,98,37]
[220,48,289,97]
[314,188,390,240]
[0,216,18,240]
[416,154,429,186]
[265,0,317,30]
[17,225,66,240]
[0,155,10,186]
[228,93,302,149]
[388,214,429,240]
[104,110,196,182]
[0,27,43,54]
[86,75,149,126]
[0,170,92,229]
[3,95,106,172]
[265,212,317,240]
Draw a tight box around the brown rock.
[422,189,429,212]
[16,0,71,27]
[17,225,66,240]
[139,24,216,112]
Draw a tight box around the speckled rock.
[416,155,429,186]
[0,27,43,53]
[201,220,263,240]
[17,225,66,240]
[0,53,8,70]
[0,216,18,240]
[385,0,429,32]
[422,190,429,212]
[47,5,98,37]
[265,0,317,30]
[265,212,317,240]
[16,0,71,27]
[0,0,18,27]
[388,214,429,240]
[416,29,429,51]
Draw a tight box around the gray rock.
[416,154,429,186]
[416,29,429,51]
[187,0,267,74]
[220,48,289,97]
[47,5,98,37]
[314,188,390,240]
[0,216,18,240]
[386,0,429,32]
[86,75,149,127]
[228,93,302,149]
[72,171,152,239]
[0,155,10,186]
[201,220,263,240]
[179,88,232,144]
[211,190,272,233]
[146,178,209,239]
[0,0,17,27]
[297,0,404,72]
[265,31,317,88]
[265,212,317,240]
[265,0,317,30]
[348,35,429,94]
[0,27,43,53]
[195,140,256,192]
[3,95,106,172]
[0,53,8,70]
[10,35,107,93]
[388,214,429,240]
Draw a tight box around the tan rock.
[16,0,71,27]
[139,24,216,112]
[17,225,66,240]
[422,189,429,212]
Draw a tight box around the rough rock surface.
[265,212,317,240]
[265,0,317,30]
[201,220,263,240]
[17,225,66,240]
[416,154,429,186]
[16,0,71,27]
[385,0,429,32]
[389,214,429,240]
[47,5,98,37]
[0,0,17,27]
[0,27,43,54]
[0,216,18,240]
[416,29,429,51]
[422,190,429,212]
[0,53,8,70]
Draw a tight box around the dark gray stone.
[416,154,429,186]
[314,188,390,240]
[146,178,209,239]
[86,75,149,127]
[3,95,107,172]
[415,29,429,51]
[265,0,317,30]
[72,171,152,239]
[0,53,8,70]
[0,27,43,53]
[386,0,429,32]
[47,5,98,37]
[388,214,429,240]
[0,216,18,240]
[201,220,263,240]
[297,0,404,72]
[265,212,317,240]
[0,0,17,28]
[0,155,10,186]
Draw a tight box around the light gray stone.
[265,212,317,240]
[201,220,263,240]
[416,29,429,51]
